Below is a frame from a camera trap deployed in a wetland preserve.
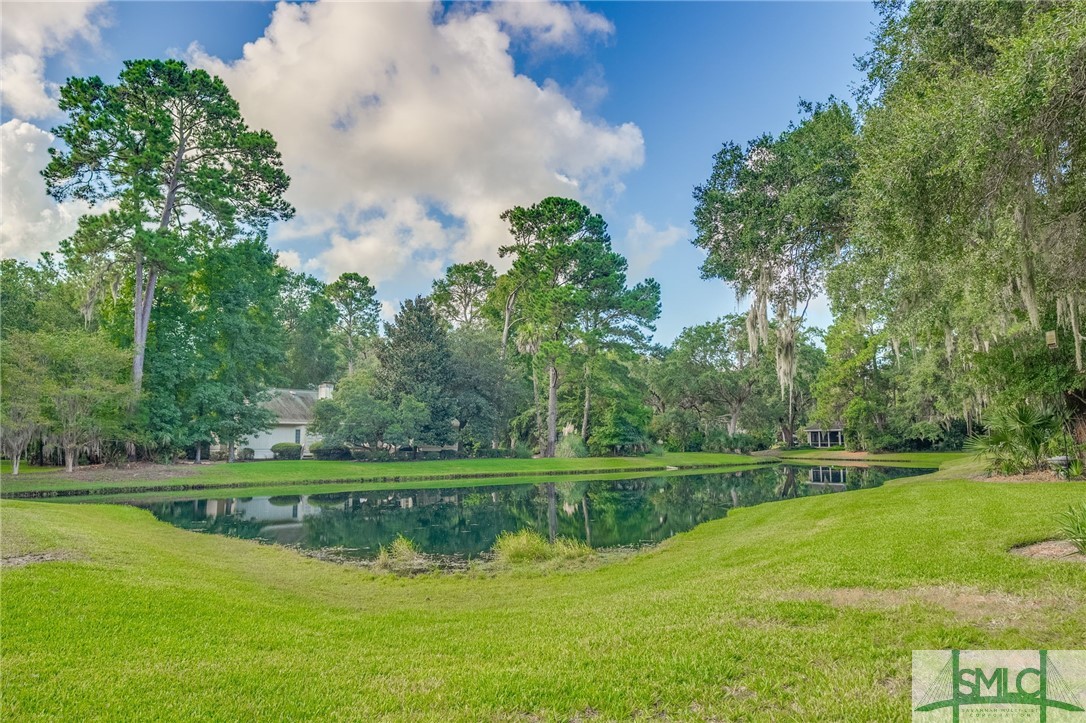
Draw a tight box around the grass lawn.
[87,463,767,505]
[2,459,1083,720]
[0,452,762,497]
[774,449,970,467]
[0,461,61,476]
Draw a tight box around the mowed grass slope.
[2,467,1083,720]
[0,452,761,496]
[775,449,970,466]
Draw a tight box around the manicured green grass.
[0,460,61,476]
[776,449,969,467]
[86,463,767,505]
[0,452,762,497]
[3,464,1083,720]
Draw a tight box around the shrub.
[1057,502,1086,555]
[555,435,588,458]
[271,442,303,460]
[238,447,255,461]
[965,403,1065,475]
[703,430,768,454]
[512,444,534,459]
[308,441,351,460]
[491,529,591,564]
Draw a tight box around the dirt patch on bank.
[1011,540,1086,562]
[1,550,77,568]
[976,471,1069,483]
[28,461,204,483]
[785,584,1081,630]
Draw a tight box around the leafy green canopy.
[840,0,1086,446]
[692,100,856,443]
[43,59,293,393]
[498,197,660,456]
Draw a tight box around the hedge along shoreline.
[1,460,775,500]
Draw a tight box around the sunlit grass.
[0,452,764,496]
[491,529,592,564]
[2,465,1082,719]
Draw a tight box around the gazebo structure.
[805,423,844,448]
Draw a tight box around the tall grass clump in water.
[374,535,431,573]
[492,529,591,564]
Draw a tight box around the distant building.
[244,384,332,459]
[805,423,844,448]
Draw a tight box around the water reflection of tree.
[140,466,927,558]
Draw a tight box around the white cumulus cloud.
[0,1,111,261]
[188,0,644,297]
[0,1,109,119]
[622,213,687,280]
[0,120,95,259]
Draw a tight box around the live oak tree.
[692,100,856,445]
[43,59,293,395]
[0,334,45,474]
[35,332,131,472]
[326,272,380,374]
[845,0,1086,449]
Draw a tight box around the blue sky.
[2,1,878,341]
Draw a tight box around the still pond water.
[137,465,930,559]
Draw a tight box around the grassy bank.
[3,464,1083,720]
[773,449,969,467]
[0,452,762,498]
[85,463,767,505]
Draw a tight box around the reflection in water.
[137,466,929,559]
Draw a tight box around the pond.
[134,465,931,559]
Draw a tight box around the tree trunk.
[195,444,202,464]
[727,412,739,437]
[228,441,236,463]
[132,133,186,395]
[500,287,518,361]
[65,447,76,473]
[1068,295,1083,373]
[11,454,20,476]
[546,363,559,457]
[581,367,591,441]
[530,365,544,452]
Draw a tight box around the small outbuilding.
[244,384,332,459]
[805,423,844,448]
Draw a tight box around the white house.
[243,384,332,459]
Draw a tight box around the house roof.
[261,388,319,425]
[805,423,844,432]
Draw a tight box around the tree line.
[4,3,1084,472]
[692,1,1086,458]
